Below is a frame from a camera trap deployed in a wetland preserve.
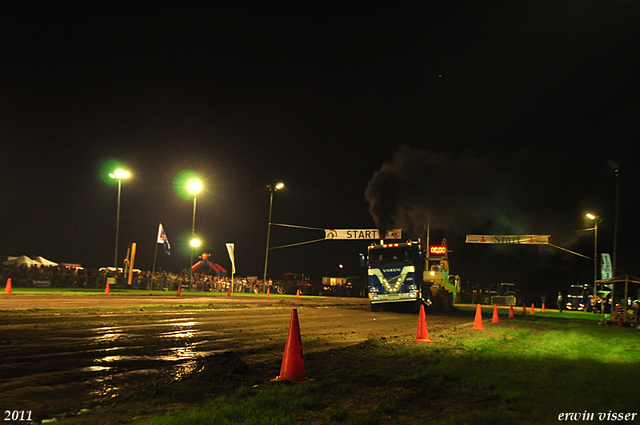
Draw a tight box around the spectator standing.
[557,292,563,313]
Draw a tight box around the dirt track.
[0,294,479,424]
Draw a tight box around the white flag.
[226,243,236,274]
[157,223,171,255]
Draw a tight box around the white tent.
[3,255,38,267]
[34,256,58,267]
[3,255,59,267]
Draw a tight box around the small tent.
[3,255,39,267]
[34,256,58,267]
[3,255,59,267]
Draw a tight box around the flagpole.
[152,241,158,275]
[152,223,161,275]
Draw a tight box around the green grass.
[133,317,640,425]
[138,384,328,425]
[458,304,604,321]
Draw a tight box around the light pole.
[189,237,201,290]
[187,179,203,291]
[607,160,620,277]
[586,213,601,299]
[262,182,284,293]
[109,169,131,274]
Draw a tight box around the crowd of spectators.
[0,263,270,293]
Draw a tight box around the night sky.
[2,1,639,292]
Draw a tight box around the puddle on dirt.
[171,359,199,380]
[95,349,228,364]
[78,365,112,373]
[158,329,197,338]
[89,369,160,391]
[89,332,126,343]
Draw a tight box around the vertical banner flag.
[226,243,236,274]
[157,223,171,256]
[600,253,612,280]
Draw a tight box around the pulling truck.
[482,283,518,306]
[423,240,458,310]
[365,239,458,312]
[273,273,321,295]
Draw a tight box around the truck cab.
[366,240,427,312]
[566,283,591,311]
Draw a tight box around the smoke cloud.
[365,145,588,241]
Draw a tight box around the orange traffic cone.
[522,303,527,316]
[473,304,484,330]
[177,284,181,296]
[491,304,499,323]
[296,289,300,298]
[530,303,536,315]
[227,286,231,297]
[508,303,515,319]
[104,281,111,295]
[266,287,271,297]
[4,278,12,295]
[542,303,546,313]
[272,309,306,382]
[414,304,433,342]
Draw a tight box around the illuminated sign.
[325,229,402,240]
[465,234,550,244]
[429,246,447,255]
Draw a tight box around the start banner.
[324,229,402,240]
[466,234,550,244]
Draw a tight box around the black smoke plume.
[365,145,594,242]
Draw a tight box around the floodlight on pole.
[586,213,601,299]
[187,179,203,195]
[187,178,203,292]
[109,169,131,180]
[262,182,284,293]
[109,168,131,273]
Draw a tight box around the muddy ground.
[0,294,483,424]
